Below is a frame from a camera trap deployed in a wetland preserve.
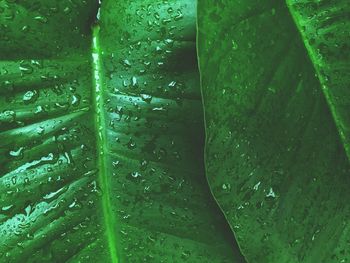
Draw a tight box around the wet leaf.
[198,1,350,262]
[0,0,244,262]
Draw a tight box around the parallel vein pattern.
[0,1,110,262]
[198,0,350,262]
[287,0,350,159]
[1,0,245,262]
[97,0,244,262]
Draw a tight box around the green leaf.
[287,0,350,157]
[198,1,350,263]
[0,0,244,262]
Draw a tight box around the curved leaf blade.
[0,0,244,262]
[198,1,350,262]
[97,0,244,261]
[0,2,110,262]
[287,0,350,158]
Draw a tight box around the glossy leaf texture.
[97,0,243,262]
[0,0,244,262]
[0,0,111,262]
[198,1,350,263]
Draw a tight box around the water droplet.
[9,147,24,158]
[122,59,131,67]
[71,94,81,106]
[131,171,141,178]
[35,105,45,114]
[127,138,136,149]
[222,183,231,192]
[0,110,16,123]
[168,81,177,88]
[253,181,261,191]
[1,205,14,213]
[140,94,152,103]
[23,90,38,103]
[11,176,17,185]
[164,39,174,46]
[232,40,238,50]
[131,76,138,87]
[36,126,45,135]
[266,187,276,198]
[19,62,33,74]
[34,16,48,23]
[140,160,148,170]
[174,10,183,21]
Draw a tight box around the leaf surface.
[198,1,350,262]
[96,0,244,262]
[0,0,244,262]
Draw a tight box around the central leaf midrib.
[286,0,350,160]
[92,25,119,263]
